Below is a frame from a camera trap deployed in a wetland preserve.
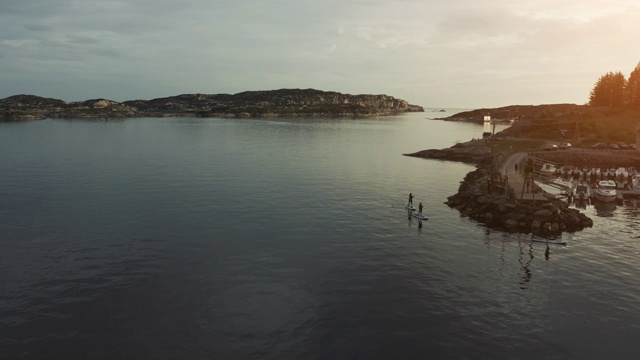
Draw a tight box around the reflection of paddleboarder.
[408,193,413,207]
[545,244,550,260]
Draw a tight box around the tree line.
[589,61,640,108]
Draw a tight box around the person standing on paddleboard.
[418,202,423,216]
[408,193,413,207]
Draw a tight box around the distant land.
[439,103,640,146]
[437,103,585,124]
[0,89,424,121]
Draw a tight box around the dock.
[499,152,640,202]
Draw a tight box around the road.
[499,152,558,202]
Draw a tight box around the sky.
[1,0,639,109]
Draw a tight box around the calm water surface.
[1,113,639,359]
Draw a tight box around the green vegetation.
[490,138,546,153]
[589,61,640,108]
[627,62,640,107]
[498,106,640,146]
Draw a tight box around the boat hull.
[594,192,617,202]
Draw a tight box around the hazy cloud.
[1,0,639,107]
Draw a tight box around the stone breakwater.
[444,163,593,235]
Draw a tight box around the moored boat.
[573,184,591,201]
[571,184,591,204]
[594,180,617,202]
[540,163,557,178]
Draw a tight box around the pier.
[499,153,640,203]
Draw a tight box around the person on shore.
[408,193,413,207]
[418,202,423,216]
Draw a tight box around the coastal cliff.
[0,89,423,121]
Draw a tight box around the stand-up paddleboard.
[532,239,567,245]
[412,213,428,220]
[405,204,416,211]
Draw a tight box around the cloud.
[0,0,68,16]
[66,34,100,45]
[325,44,337,54]
[1,0,640,107]
[25,24,51,32]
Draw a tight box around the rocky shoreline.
[406,141,594,236]
[0,89,424,121]
[443,160,593,235]
[404,139,491,165]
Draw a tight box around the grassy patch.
[499,106,640,146]
[489,138,547,153]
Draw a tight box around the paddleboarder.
[418,202,423,216]
[408,193,414,207]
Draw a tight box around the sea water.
[1,113,639,359]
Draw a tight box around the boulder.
[504,219,519,229]
[531,219,542,229]
[533,209,553,219]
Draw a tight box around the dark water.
[1,114,639,359]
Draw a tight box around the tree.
[589,71,626,107]
[625,62,640,108]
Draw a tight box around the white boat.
[540,163,557,177]
[552,177,573,189]
[572,184,591,201]
[571,167,581,177]
[594,180,617,202]
[559,166,573,178]
[615,167,628,178]
[599,169,607,178]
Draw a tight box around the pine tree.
[625,62,640,108]
[589,71,626,107]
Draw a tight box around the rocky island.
[0,89,423,121]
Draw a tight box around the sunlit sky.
[1,0,639,108]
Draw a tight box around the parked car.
[592,143,608,150]
[559,142,572,150]
[609,144,620,150]
[630,144,637,150]
[616,142,629,149]
[543,144,559,151]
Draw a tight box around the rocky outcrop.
[124,89,423,117]
[51,98,137,119]
[0,89,424,121]
[403,139,491,165]
[0,95,67,120]
[444,163,593,235]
